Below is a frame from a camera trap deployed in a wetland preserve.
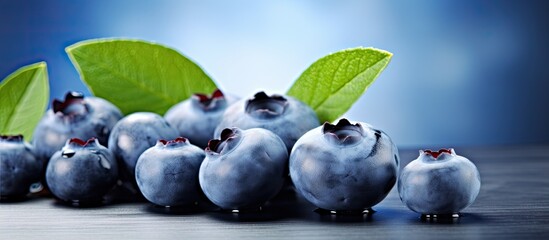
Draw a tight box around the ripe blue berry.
[290,118,399,212]
[165,89,238,148]
[214,91,319,152]
[398,148,481,217]
[135,137,205,207]
[45,138,118,203]
[32,92,122,164]
[199,127,288,210]
[0,135,42,199]
[108,112,179,185]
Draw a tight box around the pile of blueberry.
[0,90,481,217]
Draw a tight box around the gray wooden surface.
[2,146,549,239]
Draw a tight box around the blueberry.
[398,148,481,217]
[45,138,118,203]
[289,118,399,212]
[108,112,179,184]
[32,92,122,164]
[214,91,319,152]
[0,135,42,199]
[164,89,238,148]
[199,127,288,210]
[135,137,205,207]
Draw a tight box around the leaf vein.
[73,50,178,106]
[3,70,38,132]
[313,56,387,111]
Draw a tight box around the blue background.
[1,0,548,148]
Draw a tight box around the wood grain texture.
[2,146,549,239]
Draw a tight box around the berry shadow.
[0,194,40,203]
[142,202,214,216]
[312,208,376,223]
[205,188,303,222]
[405,212,487,225]
[51,198,112,209]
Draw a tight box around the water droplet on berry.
[62,149,76,158]
[98,156,111,169]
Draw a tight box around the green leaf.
[0,62,49,141]
[66,39,218,115]
[287,47,393,123]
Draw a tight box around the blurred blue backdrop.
[1,0,548,148]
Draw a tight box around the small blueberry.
[135,137,205,207]
[398,148,481,217]
[199,127,288,210]
[108,112,179,185]
[45,138,118,203]
[165,89,238,148]
[0,135,42,199]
